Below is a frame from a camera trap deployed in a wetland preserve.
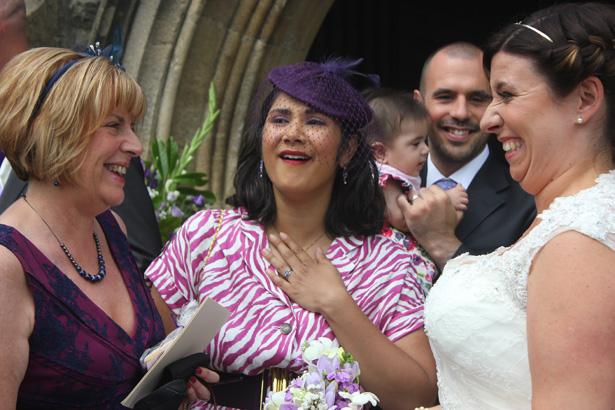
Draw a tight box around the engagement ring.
[284,269,293,278]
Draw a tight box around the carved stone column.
[25,0,334,205]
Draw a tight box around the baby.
[364,87,468,292]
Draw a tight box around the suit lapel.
[419,166,427,187]
[455,154,509,241]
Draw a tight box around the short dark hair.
[419,42,483,96]
[483,2,615,161]
[363,87,430,145]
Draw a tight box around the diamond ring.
[284,269,293,278]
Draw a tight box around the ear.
[413,89,423,103]
[576,76,604,122]
[371,142,388,163]
[339,134,358,167]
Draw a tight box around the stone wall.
[25,0,334,204]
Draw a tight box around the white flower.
[263,390,286,410]
[302,337,340,363]
[338,391,379,410]
[147,187,159,199]
[166,190,180,202]
[264,338,378,410]
[300,391,328,410]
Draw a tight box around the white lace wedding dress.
[424,171,615,409]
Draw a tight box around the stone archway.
[25,0,334,205]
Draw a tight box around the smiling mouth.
[280,153,311,162]
[105,164,127,176]
[442,127,473,136]
[502,140,524,153]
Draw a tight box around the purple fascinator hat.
[267,57,379,133]
[250,57,382,166]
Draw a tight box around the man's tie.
[434,177,457,191]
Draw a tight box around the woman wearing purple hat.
[147,58,437,410]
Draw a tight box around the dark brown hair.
[483,2,615,160]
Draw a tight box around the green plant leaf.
[146,81,220,246]
[157,216,183,245]
[172,172,209,186]
[152,139,169,182]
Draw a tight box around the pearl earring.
[577,115,583,124]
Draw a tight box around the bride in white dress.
[422,2,615,409]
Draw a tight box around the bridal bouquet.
[264,338,379,410]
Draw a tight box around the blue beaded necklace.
[22,195,107,283]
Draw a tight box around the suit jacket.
[0,157,163,274]
[422,138,536,258]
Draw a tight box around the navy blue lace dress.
[0,210,165,409]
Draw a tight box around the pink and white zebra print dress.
[146,207,424,377]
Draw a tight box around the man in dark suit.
[399,42,536,271]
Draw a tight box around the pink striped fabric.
[146,208,425,378]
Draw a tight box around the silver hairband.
[516,22,553,43]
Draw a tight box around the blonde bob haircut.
[0,47,147,185]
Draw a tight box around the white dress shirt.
[425,144,489,189]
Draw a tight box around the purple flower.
[343,361,360,380]
[170,205,184,218]
[144,167,151,179]
[325,382,337,407]
[347,382,360,394]
[317,355,340,379]
[305,371,325,390]
[150,178,158,189]
[333,370,352,384]
[192,194,205,206]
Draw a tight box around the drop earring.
[343,162,348,185]
[577,115,583,124]
[259,160,263,178]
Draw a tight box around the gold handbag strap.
[203,209,224,267]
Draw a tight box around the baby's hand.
[447,184,468,224]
